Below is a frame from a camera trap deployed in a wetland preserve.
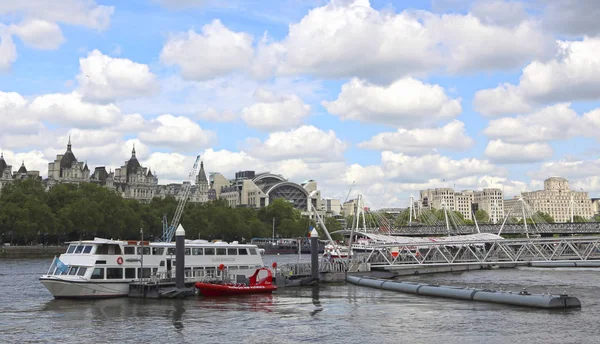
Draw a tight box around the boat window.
[67,245,76,254]
[152,268,158,275]
[185,248,191,255]
[137,247,151,255]
[205,267,216,277]
[95,260,106,264]
[91,268,104,280]
[249,248,257,255]
[83,246,93,254]
[167,248,175,255]
[106,268,123,279]
[204,248,215,255]
[160,261,165,267]
[152,247,164,255]
[184,267,192,277]
[137,268,151,278]
[227,248,237,255]
[77,268,87,276]
[124,247,135,255]
[238,248,248,255]
[68,267,79,275]
[216,248,226,256]
[239,266,249,270]
[125,268,136,279]
[75,245,84,254]
[96,244,122,255]
[229,266,238,270]
[192,248,203,255]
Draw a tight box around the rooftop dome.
[60,137,78,170]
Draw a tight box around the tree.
[572,215,587,223]
[534,211,555,223]
[475,210,490,223]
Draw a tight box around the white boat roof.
[334,231,503,245]
[65,237,257,247]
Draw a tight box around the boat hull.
[39,277,130,299]
[195,282,277,297]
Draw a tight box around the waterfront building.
[215,170,325,214]
[110,146,158,202]
[46,138,90,190]
[518,177,593,223]
[0,153,13,193]
[419,187,504,222]
[473,189,504,224]
[155,161,210,203]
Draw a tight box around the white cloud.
[474,37,600,115]
[323,77,461,127]
[0,1,114,30]
[471,0,528,27]
[0,91,42,134]
[246,125,347,163]
[484,140,553,164]
[138,114,215,151]
[424,12,553,73]
[197,108,238,122]
[9,19,65,50]
[358,120,474,154]
[473,83,532,116]
[541,0,600,37]
[160,19,254,81]
[29,92,122,128]
[76,50,159,103]
[0,33,17,71]
[254,0,551,82]
[241,89,310,131]
[483,103,600,143]
[379,151,502,183]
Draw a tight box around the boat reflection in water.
[198,294,274,313]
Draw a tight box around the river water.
[1,256,599,344]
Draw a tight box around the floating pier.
[347,276,581,309]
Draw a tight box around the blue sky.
[2,0,600,208]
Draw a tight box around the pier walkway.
[355,235,600,274]
[381,222,600,236]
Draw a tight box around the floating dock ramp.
[347,276,581,309]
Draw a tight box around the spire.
[67,135,72,152]
[18,161,27,174]
[132,143,136,158]
[197,160,208,183]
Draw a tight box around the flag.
[55,257,69,274]
[308,226,315,237]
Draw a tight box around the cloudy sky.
[1,0,600,208]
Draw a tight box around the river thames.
[1,256,599,344]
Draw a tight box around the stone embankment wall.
[0,245,66,258]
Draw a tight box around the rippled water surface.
[1,257,599,344]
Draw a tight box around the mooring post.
[175,224,185,290]
[310,227,319,282]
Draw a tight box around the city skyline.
[1,1,600,208]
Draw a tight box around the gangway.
[354,235,600,270]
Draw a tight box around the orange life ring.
[117,256,123,265]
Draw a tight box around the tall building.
[473,188,504,224]
[111,146,158,202]
[516,177,593,223]
[419,187,504,222]
[46,138,90,189]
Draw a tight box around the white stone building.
[46,138,90,189]
[419,187,504,222]
[518,177,593,223]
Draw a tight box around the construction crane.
[344,181,356,203]
[162,155,201,242]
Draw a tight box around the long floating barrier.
[346,275,581,309]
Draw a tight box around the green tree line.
[0,179,340,245]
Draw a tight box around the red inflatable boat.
[195,267,277,296]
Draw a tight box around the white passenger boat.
[39,237,265,299]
